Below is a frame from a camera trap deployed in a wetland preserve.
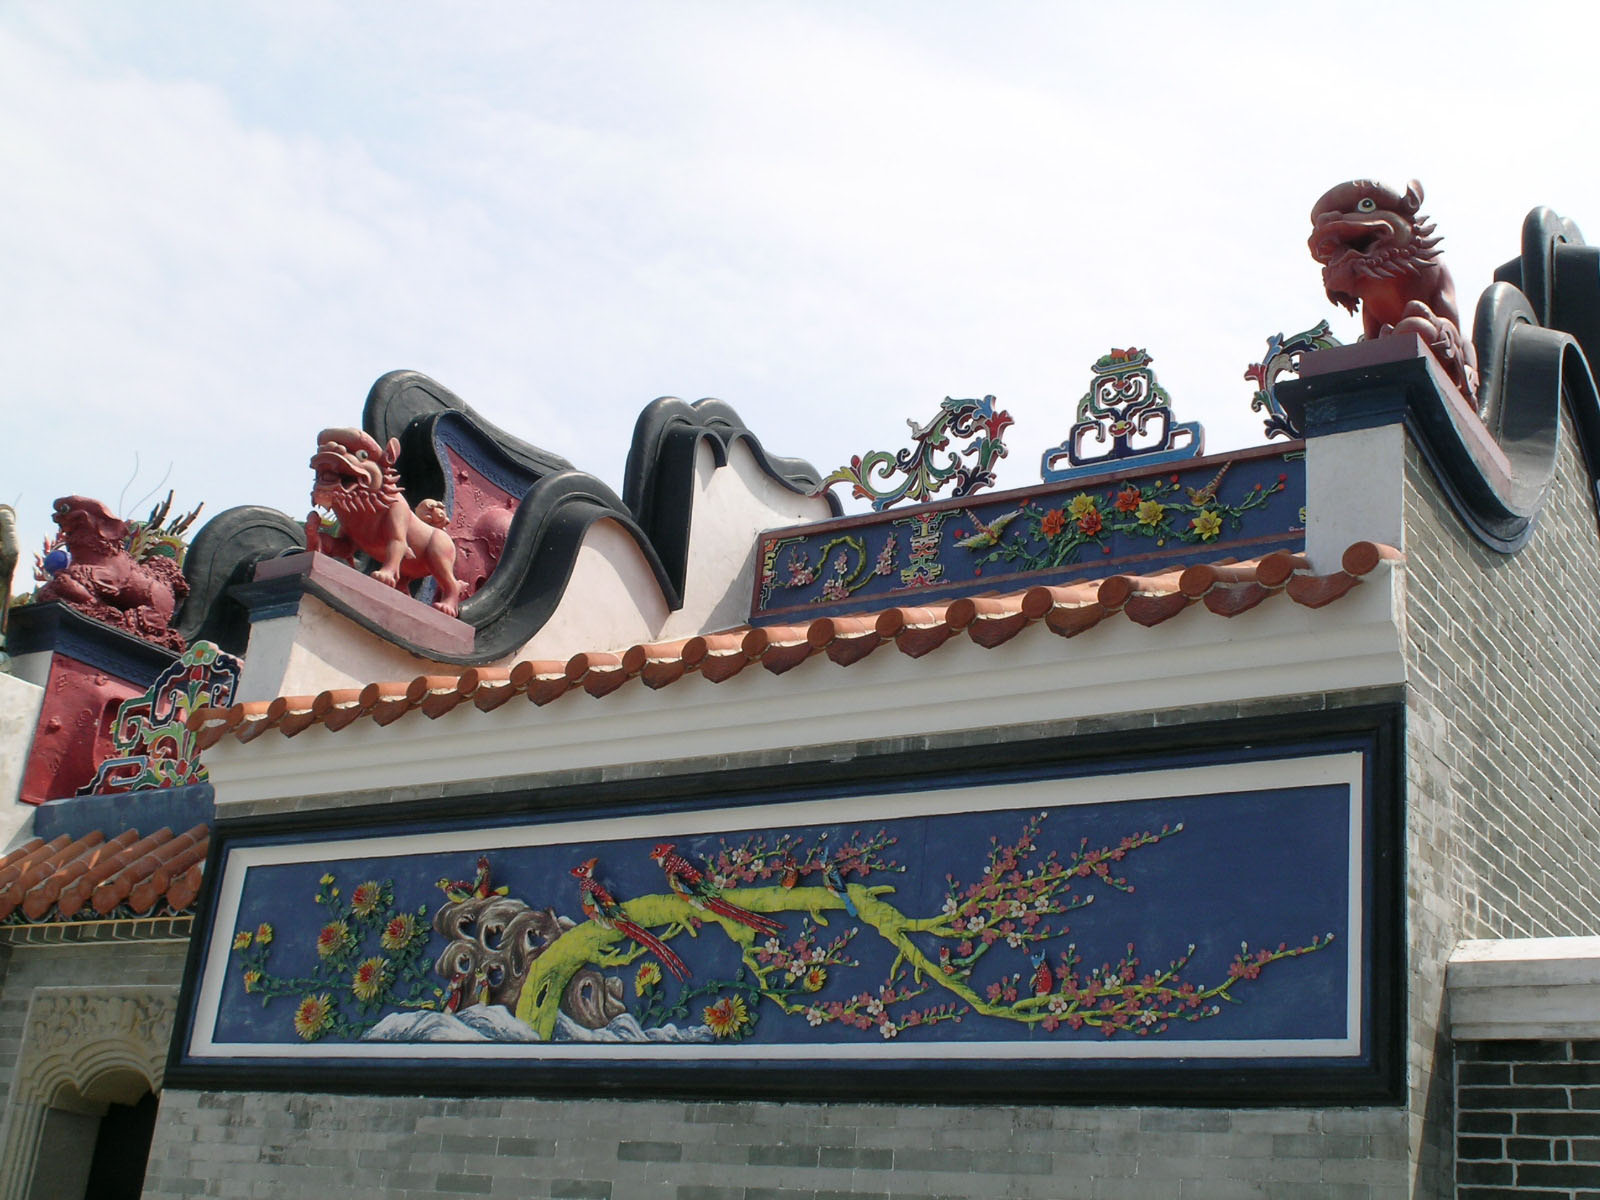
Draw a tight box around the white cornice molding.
[1449,937,1600,1040]
[205,564,1406,809]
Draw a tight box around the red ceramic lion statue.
[305,428,467,617]
[1309,178,1479,399]
[36,496,189,650]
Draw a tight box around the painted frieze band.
[753,444,1305,622]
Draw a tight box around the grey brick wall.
[141,1090,1408,1199]
[1402,421,1600,1197]
[1455,1039,1600,1197]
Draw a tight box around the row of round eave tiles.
[0,824,209,923]
[189,542,1399,750]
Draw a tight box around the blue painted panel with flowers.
[753,445,1304,623]
[184,752,1370,1074]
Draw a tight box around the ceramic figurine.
[1308,178,1478,398]
[305,427,468,617]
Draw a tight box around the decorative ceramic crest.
[817,395,1013,511]
[1308,179,1477,399]
[33,493,199,651]
[305,428,468,617]
[1245,322,1341,441]
[1040,348,1203,483]
[79,639,242,794]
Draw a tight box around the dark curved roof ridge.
[178,375,835,660]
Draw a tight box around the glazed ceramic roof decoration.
[1308,179,1477,399]
[175,377,837,669]
[815,394,1013,511]
[1287,201,1600,554]
[1245,322,1341,441]
[186,540,1398,751]
[306,427,468,617]
[755,443,1304,623]
[1040,348,1203,484]
[31,493,200,651]
[78,640,242,795]
[51,188,1591,723]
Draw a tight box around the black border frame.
[167,702,1404,1106]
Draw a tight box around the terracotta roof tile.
[622,640,694,689]
[361,680,414,727]
[93,824,208,917]
[0,832,105,919]
[189,543,1399,748]
[409,674,468,719]
[568,651,633,699]
[877,606,958,658]
[459,667,516,712]
[21,829,141,921]
[0,823,210,924]
[684,631,754,683]
[744,625,820,675]
[813,615,885,666]
[314,687,370,731]
[57,828,178,918]
[511,659,574,706]
[946,595,1032,649]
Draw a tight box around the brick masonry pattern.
[139,1089,1411,1200]
[1455,1039,1600,1198]
[1403,421,1600,1198]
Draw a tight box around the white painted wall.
[1305,424,1406,573]
[0,672,45,849]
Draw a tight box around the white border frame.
[188,752,1366,1063]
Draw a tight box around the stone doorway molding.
[0,985,178,1200]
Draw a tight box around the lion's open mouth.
[315,467,361,491]
[1311,218,1392,265]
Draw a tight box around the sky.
[5,1,1600,593]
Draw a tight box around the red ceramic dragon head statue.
[1308,179,1478,398]
[305,428,467,617]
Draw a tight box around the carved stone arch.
[0,985,177,1200]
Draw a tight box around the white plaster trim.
[1448,937,1600,1040]
[205,562,1406,809]
[0,985,177,1200]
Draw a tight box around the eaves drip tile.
[188,542,1401,749]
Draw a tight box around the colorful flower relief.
[210,782,1355,1058]
[756,446,1304,619]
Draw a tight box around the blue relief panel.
[178,745,1385,1098]
[751,444,1306,624]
